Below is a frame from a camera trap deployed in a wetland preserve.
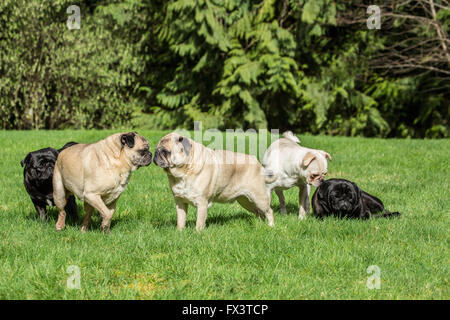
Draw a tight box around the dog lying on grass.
[312,178,401,219]
[21,142,78,222]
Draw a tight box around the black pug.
[312,178,400,219]
[21,142,78,222]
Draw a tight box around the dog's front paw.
[55,223,65,231]
[100,225,111,234]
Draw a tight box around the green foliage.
[0,0,448,137]
[0,0,146,129]
[142,0,448,137]
[147,0,301,129]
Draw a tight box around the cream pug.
[53,132,152,233]
[153,132,274,231]
[263,131,331,219]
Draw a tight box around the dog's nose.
[153,149,160,164]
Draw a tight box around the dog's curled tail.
[282,131,300,144]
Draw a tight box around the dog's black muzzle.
[143,151,152,166]
[338,202,350,212]
[153,148,169,168]
[137,151,152,167]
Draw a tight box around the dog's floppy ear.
[21,153,31,167]
[313,183,331,215]
[120,132,136,149]
[317,182,329,200]
[178,136,191,155]
[319,150,332,161]
[302,152,316,167]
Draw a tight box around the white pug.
[262,131,331,219]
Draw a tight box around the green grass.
[0,130,448,299]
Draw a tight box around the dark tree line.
[0,0,448,137]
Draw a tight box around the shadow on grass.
[272,203,298,215]
[147,211,257,230]
[192,211,255,227]
[26,203,308,232]
[26,203,84,227]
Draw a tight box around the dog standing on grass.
[21,142,78,222]
[263,131,332,219]
[52,132,152,233]
[153,132,274,231]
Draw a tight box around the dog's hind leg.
[81,202,94,233]
[371,210,401,219]
[65,196,78,220]
[33,201,47,223]
[237,189,274,227]
[360,191,400,219]
[275,189,287,214]
[298,184,309,220]
[53,165,68,231]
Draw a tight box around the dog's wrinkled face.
[21,148,59,180]
[301,151,331,187]
[326,180,360,215]
[153,133,191,169]
[120,132,152,169]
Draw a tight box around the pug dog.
[53,132,152,233]
[263,131,331,219]
[312,178,401,219]
[153,132,274,231]
[21,142,78,222]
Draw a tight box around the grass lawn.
[0,130,448,299]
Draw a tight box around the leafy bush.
[0,0,146,129]
[0,0,448,138]
[140,0,448,138]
